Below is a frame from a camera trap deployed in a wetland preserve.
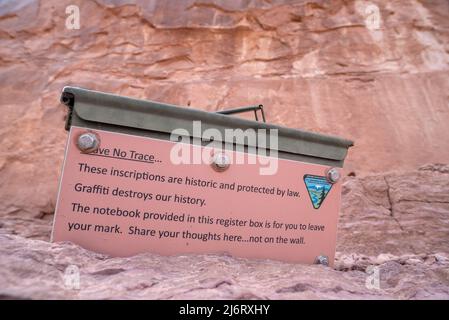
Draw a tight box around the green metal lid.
[61,86,353,162]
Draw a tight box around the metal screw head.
[76,132,99,153]
[211,152,230,172]
[314,255,329,266]
[326,167,340,184]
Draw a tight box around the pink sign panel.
[52,126,342,266]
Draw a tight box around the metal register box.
[52,86,353,266]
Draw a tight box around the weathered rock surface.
[338,164,449,256]
[1,234,448,300]
[1,165,448,299]
[1,0,449,217]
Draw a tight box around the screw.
[211,152,230,172]
[326,167,340,184]
[315,255,329,266]
[77,132,99,153]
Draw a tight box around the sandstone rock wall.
[1,0,449,217]
[0,0,448,299]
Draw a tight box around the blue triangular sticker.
[303,175,333,209]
